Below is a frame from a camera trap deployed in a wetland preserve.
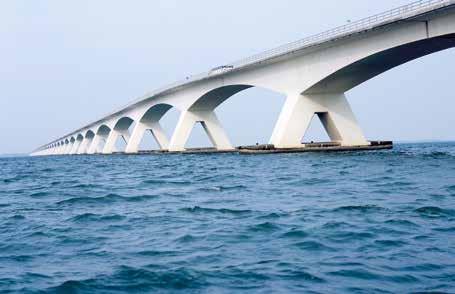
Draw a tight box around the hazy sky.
[1,0,454,154]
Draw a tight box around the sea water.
[0,142,454,293]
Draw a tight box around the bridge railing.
[230,0,455,68]
[121,0,455,111]
[37,0,455,151]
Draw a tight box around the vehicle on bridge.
[209,65,234,75]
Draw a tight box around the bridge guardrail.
[109,0,455,115]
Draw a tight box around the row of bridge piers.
[33,93,373,156]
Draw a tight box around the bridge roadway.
[32,0,455,156]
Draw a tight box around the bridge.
[32,0,455,156]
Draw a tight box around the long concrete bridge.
[32,0,455,156]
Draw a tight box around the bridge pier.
[125,122,169,153]
[168,110,233,152]
[78,137,91,154]
[70,138,83,155]
[102,131,119,154]
[102,130,132,154]
[64,141,73,155]
[87,135,103,154]
[270,93,368,148]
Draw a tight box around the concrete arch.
[69,134,84,154]
[305,34,455,95]
[101,116,137,153]
[168,86,255,151]
[189,84,287,111]
[53,140,60,154]
[85,130,95,139]
[165,84,287,151]
[124,103,177,153]
[189,85,253,111]
[96,124,111,136]
[140,103,174,123]
[77,130,96,154]
[85,125,112,154]
[114,116,135,131]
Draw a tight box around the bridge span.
[32,0,455,156]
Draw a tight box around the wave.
[247,222,281,233]
[414,206,455,217]
[276,269,325,283]
[289,178,331,186]
[2,176,22,183]
[433,226,455,233]
[142,179,191,185]
[385,263,444,272]
[373,239,407,248]
[9,214,26,220]
[374,181,415,188]
[56,194,126,206]
[384,219,419,228]
[198,185,248,192]
[421,151,455,159]
[328,269,419,283]
[29,191,49,198]
[393,149,455,159]
[57,193,158,206]
[293,241,335,252]
[332,205,386,213]
[256,212,289,220]
[70,213,126,223]
[328,231,375,242]
[69,183,103,189]
[175,234,199,243]
[321,221,351,229]
[281,229,308,239]
[135,250,178,257]
[447,185,455,195]
[180,206,252,215]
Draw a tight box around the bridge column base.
[168,110,233,152]
[270,93,368,148]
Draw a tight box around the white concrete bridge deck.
[32,0,455,156]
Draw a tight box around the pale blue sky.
[1,0,454,154]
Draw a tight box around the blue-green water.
[1,142,455,293]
